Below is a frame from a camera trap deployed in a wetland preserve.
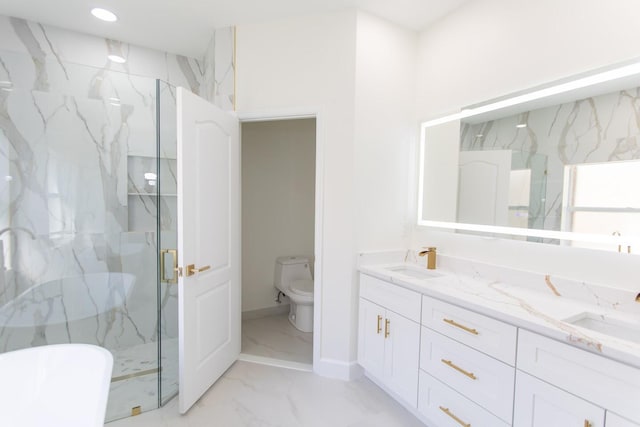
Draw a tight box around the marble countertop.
[358,258,640,369]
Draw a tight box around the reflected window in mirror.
[564,160,640,252]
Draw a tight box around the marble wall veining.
[460,86,640,237]
[0,10,233,370]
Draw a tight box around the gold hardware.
[377,315,383,334]
[439,406,470,427]
[111,367,161,383]
[636,293,640,303]
[584,420,591,427]
[131,406,142,416]
[186,264,196,277]
[443,318,479,335]
[612,231,622,252]
[175,266,183,277]
[384,318,390,338]
[160,249,178,284]
[186,264,211,276]
[418,246,437,270]
[441,359,477,380]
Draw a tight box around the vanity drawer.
[360,274,421,322]
[420,327,515,422]
[518,329,640,424]
[607,413,640,427]
[422,295,517,365]
[418,370,510,427]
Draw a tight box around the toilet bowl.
[274,256,314,333]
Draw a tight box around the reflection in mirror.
[419,65,640,252]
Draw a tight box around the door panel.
[177,87,240,414]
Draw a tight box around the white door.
[357,298,385,378]
[176,87,240,414]
[458,150,511,226]
[384,311,420,407]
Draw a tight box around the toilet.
[274,256,314,333]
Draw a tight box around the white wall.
[414,0,640,290]
[236,10,417,378]
[236,11,359,378]
[417,0,640,120]
[241,119,316,313]
[354,12,418,252]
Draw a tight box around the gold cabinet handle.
[443,318,479,335]
[186,264,211,276]
[376,315,383,334]
[441,359,477,380]
[439,406,471,427]
[584,421,591,427]
[384,318,390,338]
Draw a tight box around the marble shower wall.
[0,15,234,353]
[461,86,640,234]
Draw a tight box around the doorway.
[239,118,316,368]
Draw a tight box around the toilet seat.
[290,279,313,297]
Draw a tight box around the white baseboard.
[313,358,364,381]
[238,353,313,372]
[242,304,289,320]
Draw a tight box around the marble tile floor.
[107,338,179,422]
[241,312,313,365]
[106,360,425,427]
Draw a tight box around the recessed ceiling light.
[516,123,527,128]
[475,134,483,138]
[107,54,126,64]
[91,8,118,22]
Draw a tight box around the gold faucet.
[418,247,437,270]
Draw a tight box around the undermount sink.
[385,265,443,280]
[563,312,640,343]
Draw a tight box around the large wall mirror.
[418,60,640,253]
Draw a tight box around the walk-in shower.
[0,49,178,422]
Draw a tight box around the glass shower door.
[0,49,176,422]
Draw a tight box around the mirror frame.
[417,59,640,249]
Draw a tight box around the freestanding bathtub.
[0,343,113,426]
[0,272,135,327]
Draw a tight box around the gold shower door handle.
[186,264,211,276]
[160,249,178,284]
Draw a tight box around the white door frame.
[237,107,324,371]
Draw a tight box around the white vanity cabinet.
[418,295,517,426]
[358,274,421,406]
[357,269,640,427]
[514,370,605,427]
[607,413,640,427]
[516,330,640,426]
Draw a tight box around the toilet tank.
[274,256,312,287]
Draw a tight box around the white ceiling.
[0,0,470,58]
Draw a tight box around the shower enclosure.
[0,49,178,422]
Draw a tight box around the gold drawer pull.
[439,406,471,427]
[443,318,479,335]
[441,359,477,380]
[376,315,383,334]
[385,318,390,338]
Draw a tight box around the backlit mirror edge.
[416,58,640,249]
